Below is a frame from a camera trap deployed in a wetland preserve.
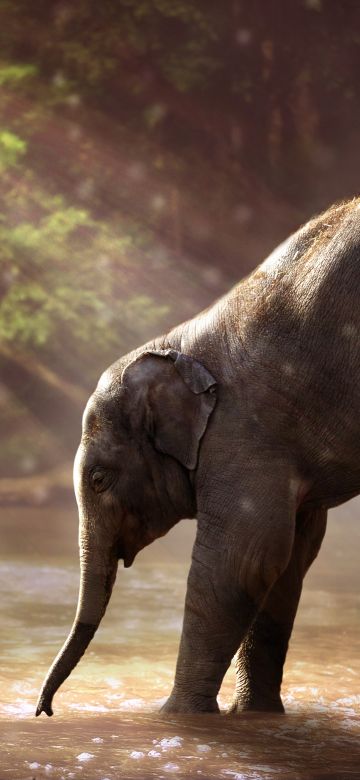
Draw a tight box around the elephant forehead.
[82,394,98,428]
[97,368,113,392]
[97,363,126,393]
[82,390,120,433]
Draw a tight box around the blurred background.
[1,0,360,503]
[1,4,360,777]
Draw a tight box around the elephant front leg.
[162,508,295,713]
[161,530,256,714]
[229,506,327,714]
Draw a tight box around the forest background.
[1,0,360,505]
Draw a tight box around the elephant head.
[36,348,216,716]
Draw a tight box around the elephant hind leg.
[229,506,327,714]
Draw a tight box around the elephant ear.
[121,349,217,469]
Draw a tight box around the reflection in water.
[0,505,359,779]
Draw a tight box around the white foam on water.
[105,677,121,689]
[69,703,108,713]
[76,753,95,761]
[4,701,34,717]
[158,737,183,748]
[118,698,144,710]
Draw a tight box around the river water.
[0,502,359,779]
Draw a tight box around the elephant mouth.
[123,552,136,568]
[117,543,136,568]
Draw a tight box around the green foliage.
[0,190,168,355]
[0,282,50,345]
[0,130,27,169]
[0,63,37,86]
[120,295,169,329]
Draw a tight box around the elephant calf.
[36,198,360,716]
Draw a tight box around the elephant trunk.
[35,535,118,717]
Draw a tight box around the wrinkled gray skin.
[36,200,360,717]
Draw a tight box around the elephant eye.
[90,467,113,493]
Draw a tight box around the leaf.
[0,130,27,169]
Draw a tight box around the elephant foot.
[228,695,285,715]
[160,691,220,714]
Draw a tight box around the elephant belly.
[304,464,360,510]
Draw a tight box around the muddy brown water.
[0,502,359,779]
